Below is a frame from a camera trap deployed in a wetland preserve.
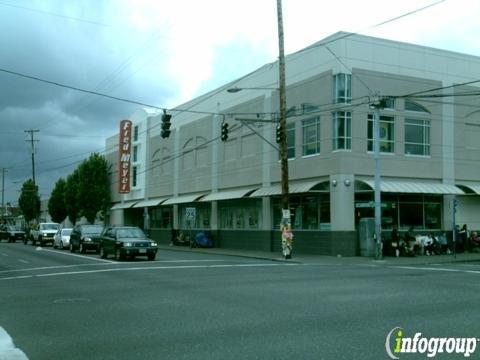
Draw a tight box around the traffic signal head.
[275,124,284,143]
[161,112,172,138]
[221,122,229,142]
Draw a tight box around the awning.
[360,180,464,195]
[250,180,323,197]
[456,184,480,195]
[200,188,258,202]
[132,198,169,208]
[162,193,206,205]
[110,201,138,210]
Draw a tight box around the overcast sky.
[1,0,479,206]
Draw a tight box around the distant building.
[105,32,480,256]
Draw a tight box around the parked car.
[30,222,60,246]
[0,225,26,243]
[69,224,104,253]
[98,226,158,261]
[53,228,73,250]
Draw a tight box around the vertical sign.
[118,120,132,194]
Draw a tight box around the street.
[1,242,480,360]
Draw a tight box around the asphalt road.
[1,242,480,360]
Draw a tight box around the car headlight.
[42,233,48,237]
[84,237,92,242]
[151,242,158,247]
[123,242,132,247]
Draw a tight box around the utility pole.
[276,0,290,222]
[1,168,5,218]
[370,96,386,260]
[24,130,39,185]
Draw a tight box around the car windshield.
[116,228,146,239]
[62,229,72,236]
[7,226,18,231]
[83,225,103,235]
[41,224,59,230]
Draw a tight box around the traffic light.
[276,124,284,143]
[221,122,229,142]
[161,111,172,138]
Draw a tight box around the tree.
[65,170,80,225]
[48,178,67,224]
[77,153,111,224]
[18,179,40,223]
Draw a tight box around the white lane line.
[1,253,8,257]
[0,262,295,281]
[38,248,115,264]
[17,260,29,264]
[0,259,226,274]
[392,266,480,274]
[0,327,29,360]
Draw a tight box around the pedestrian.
[391,226,400,257]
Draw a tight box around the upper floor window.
[132,166,138,187]
[405,118,430,156]
[133,145,138,162]
[302,117,320,156]
[367,114,395,153]
[287,122,295,159]
[332,111,351,150]
[383,97,396,110]
[333,73,351,104]
[133,125,139,142]
[405,100,430,114]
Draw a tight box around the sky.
[1,0,479,207]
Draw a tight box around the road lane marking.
[0,262,296,280]
[17,260,29,264]
[392,266,480,274]
[38,248,116,263]
[1,253,8,257]
[0,259,227,274]
[0,327,29,360]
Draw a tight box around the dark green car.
[99,226,158,261]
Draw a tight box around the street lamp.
[227,86,278,93]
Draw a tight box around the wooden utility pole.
[276,0,290,217]
[24,130,39,185]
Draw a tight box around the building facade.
[106,32,480,256]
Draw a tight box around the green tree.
[18,179,40,223]
[77,153,111,224]
[65,170,80,225]
[48,178,67,223]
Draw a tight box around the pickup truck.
[30,222,60,246]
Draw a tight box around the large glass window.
[367,114,395,153]
[287,122,295,159]
[332,111,351,150]
[302,117,320,156]
[333,73,351,103]
[272,194,330,230]
[405,118,430,156]
[179,204,211,229]
[219,199,262,230]
[150,207,173,228]
[133,125,139,142]
[354,193,442,230]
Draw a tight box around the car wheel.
[115,249,123,261]
[79,243,85,254]
[70,243,75,253]
[100,246,107,259]
[147,253,156,261]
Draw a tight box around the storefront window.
[150,207,173,229]
[219,199,261,230]
[179,204,211,229]
[272,194,330,230]
[355,193,442,230]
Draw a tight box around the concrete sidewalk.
[158,244,480,266]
